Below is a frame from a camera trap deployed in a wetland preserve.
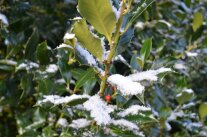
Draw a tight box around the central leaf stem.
[99,1,127,96]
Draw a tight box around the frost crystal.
[118,105,151,117]
[127,67,172,82]
[83,95,114,125]
[76,45,97,66]
[38,94,90,105]
[0,13,9,25]
[57,118,68,127]
[107,74,145,96]
[69,118,91,129]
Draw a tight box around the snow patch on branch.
[107,74,145,96]
[38,94,90,105]
[127,67,172,82]
[83,95,114,125]
[118,105,151,117]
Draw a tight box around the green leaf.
[57,49,72,84]
[83,78,97,94]
[176,90,194,105]
[126,113,158,124]
[78,0,116,40]
[125,0,155,30]
[74,68,95,91]
[151,56,176,69]
[20,74,33,99]
[36,41,52,65]
[136,57,144,70]
[192,11,203,32]
[199,102,207,121]
[130,54,140,70]
[136,93,145,104]
[116,28,134,55]
[110,125,139,137]
[72,19,103,61]
[140,38,152,63]
[66,97,89,106]
[71,68,86,80]
[25,28,39,60]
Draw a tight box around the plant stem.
[99,1,126,96]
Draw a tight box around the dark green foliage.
[0,0,207,136]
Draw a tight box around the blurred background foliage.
[0,0,207,136]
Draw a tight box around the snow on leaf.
[69,118,91,129]
[76,44,97,66]
[16,62,39,71]
[83,95,114,125]
[107,74,145,96]
[111,119,144,137]
[63,33,75,40]
[57,43,73,49]
[127,67,172,82]
[45,64,58,73]
[57,118,68,127]
[118,105,151,117]
[38,94,90,105]
[0,13,9,25]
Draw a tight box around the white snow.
[177,88,194,97]
[118,105,151,117]
[83,95,114,125]
[174,63,187,70]
[63,33,75,40]
[107,74,145,96]
[16,62,39,71]
[135,22,145,29]
[57,118,68,127]
[45,64,58,73]
[158,20,172,28]
[186,51,198,57]
[69,118,91,129]
[127,67,172,82]
[76,44,97,66]
[38,94,90,105]
[0,13,8,25]
[1,60,17,65]
[112,119,139,130]
[102,50,110,61]
[113,55,131,68]
[72,17,82,20]
[112,6,120,20]
[167,110,185,121]
[111,119,144,136]
[57,43,73,49]
[183,88,194,94]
